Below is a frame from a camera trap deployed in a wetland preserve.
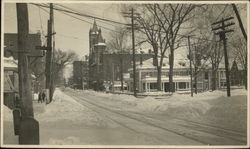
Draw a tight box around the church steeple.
[91,19,98,34]
[96,29,105,44]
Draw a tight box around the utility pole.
[16,3,34,119]
[131,8,137,97]
[112,62,115,92]
[231,4,247,41]
[187,36,193,97]
[45,3,54,103]
[194,45,198,94]
[16,3,39,144]
[122,8,139,97]
[212,17,235,97]
[120,57,124,92]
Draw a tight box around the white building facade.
[125,57,241,93]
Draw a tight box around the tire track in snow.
[66,91,208,145]
[68,93,178,144]
[66,90,247,145]
[128,112,247,144]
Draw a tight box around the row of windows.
[141,71,210,80]
[144,82,189,90]
[142,71,190,77]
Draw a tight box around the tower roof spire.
[92,19,98,33]
[97,31,105,43]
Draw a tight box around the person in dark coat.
[42,91,46,103]
[38,92,42,103]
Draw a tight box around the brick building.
[4,33,45,93]
[88,21,152,90]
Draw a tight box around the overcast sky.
[3,1,248,78]
[4,3,127,60]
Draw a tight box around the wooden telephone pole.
[187,36,193,97]
[212,17,235,97]
[123,8,139,97]
[16,3,34,118]
[45,3,54,103]
[16,3,39,144]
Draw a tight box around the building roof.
[4,56,18,69]
[135,57,192,70]
[128,56,243,72]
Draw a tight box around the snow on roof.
[136,57,192,70]
[31,74,36,79]
[95,42,106,46]
[4,56,18,68]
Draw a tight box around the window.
[220,82,227,87]
[150,83,157,89]
[220,71,225,78]
[205,72,209,80]
[178,82,187,89]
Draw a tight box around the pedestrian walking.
[38,92,42,103]
[42,91,46,103]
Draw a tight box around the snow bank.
[3,56,18,68]
[48,136,81,145]
[35,88,117,128]
[63,88,247,131]
[33,93,38,101]
[3,105,13,121]
[64,88,213,118]
[202,94,247,131]
[3,106,19,144]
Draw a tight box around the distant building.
[88,21,152,91]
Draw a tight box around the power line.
[54,3,120,28]
[55,6,119,33]
[56,33,85,41]
[30,3,126,26]
[33,3,120,34]
[33,3,236,49]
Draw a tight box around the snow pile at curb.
[133,95,211,118]
[63,88,247,129]
[48,136,81,145]
[65,88,212,118]
[203,95,247,131]
[3,106,13,121]
[35,88,117,128]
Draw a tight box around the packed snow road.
[64,89,247,145]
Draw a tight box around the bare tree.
[231,37,247,89]
[206,36,223,91]
[136,4,169,91]
[51,49,78,94]
[152,4,196,92]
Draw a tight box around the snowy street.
[62,88,247,145]
[3,88,242,145]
